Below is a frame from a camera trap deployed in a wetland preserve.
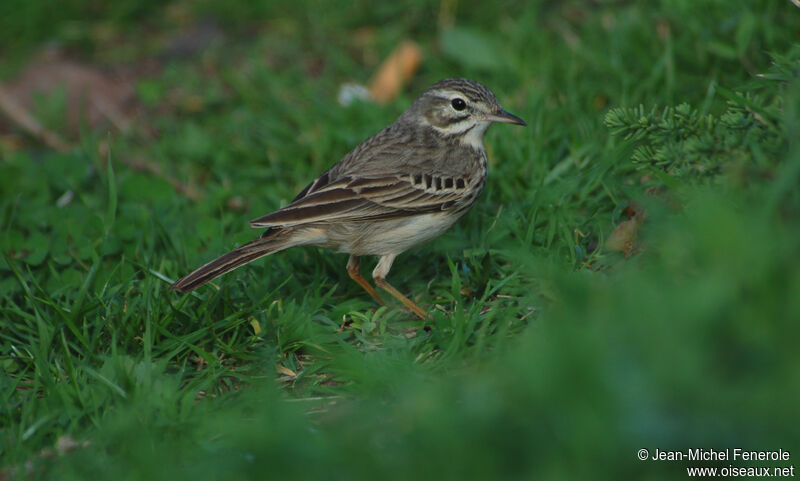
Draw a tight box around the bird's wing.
[249,173,471,227]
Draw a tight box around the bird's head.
[402,78,526,147]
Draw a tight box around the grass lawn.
[2,1,799,479]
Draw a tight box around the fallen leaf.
[368,41,422,103]
[0,47,137,140]
[275,365,297,378]
[605,203,647,256]
[0,86,70,151]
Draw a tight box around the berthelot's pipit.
[171,78,526,319]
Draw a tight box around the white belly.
[321,212,463,256]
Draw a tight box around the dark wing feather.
[290,170,331,202]
[250,174,466,228]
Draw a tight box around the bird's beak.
[486,108,527,126]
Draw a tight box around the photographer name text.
[651,448,790,462]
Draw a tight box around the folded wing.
[250,174,470,228]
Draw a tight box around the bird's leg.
[372,254,429,320]
[346,255,386,306]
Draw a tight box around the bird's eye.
[451,98,466,111]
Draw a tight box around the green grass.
[2,1,799,479]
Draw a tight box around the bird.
[170,78,526,319]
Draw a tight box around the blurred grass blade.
[68,140,118,333]
[83,366,128,399]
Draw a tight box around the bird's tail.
[170,231,293,293]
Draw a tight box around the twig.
[0,86,70,152]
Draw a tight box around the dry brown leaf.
[249,318,262,335]
[0,48,211,203]
[275,365,297,378]
[0,47,137,140]
[368,41,422,104]
[0,87,69,151]
[605,204,647,256]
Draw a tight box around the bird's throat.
[458,122,491,151]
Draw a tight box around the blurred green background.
[1,0,799,479]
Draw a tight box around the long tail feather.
[170,235,292,293]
